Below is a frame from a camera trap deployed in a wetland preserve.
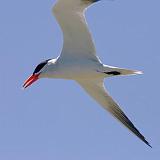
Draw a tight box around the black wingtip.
[144,140,152,148]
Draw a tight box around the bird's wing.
[52,0,100,61]
[77,79,151,147]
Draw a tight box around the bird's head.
[23,59,52,89]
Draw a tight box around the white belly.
[44,60,104,80]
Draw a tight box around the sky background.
[0,0,160,159]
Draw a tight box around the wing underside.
[77,79,151,147]
[52,0,100,61]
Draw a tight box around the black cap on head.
[33,59,51,75]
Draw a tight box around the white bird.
[23,0,151,147]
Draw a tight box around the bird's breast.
[46,61,103,80]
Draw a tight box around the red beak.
[23,74,40,89]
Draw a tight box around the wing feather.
[52,0,100,61]
[77,79,151,147]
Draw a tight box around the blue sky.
[0,0,160,159]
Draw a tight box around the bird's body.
[39,58,102,79]
[23,0,151,147]
[40,58,140,80]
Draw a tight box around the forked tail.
[102,65,143,76]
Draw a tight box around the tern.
[23,0,151,147]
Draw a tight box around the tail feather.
[103,65,143,76]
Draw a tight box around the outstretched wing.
[52,0,101,61]
[77,79,151,147]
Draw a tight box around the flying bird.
[23,0,151,147]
